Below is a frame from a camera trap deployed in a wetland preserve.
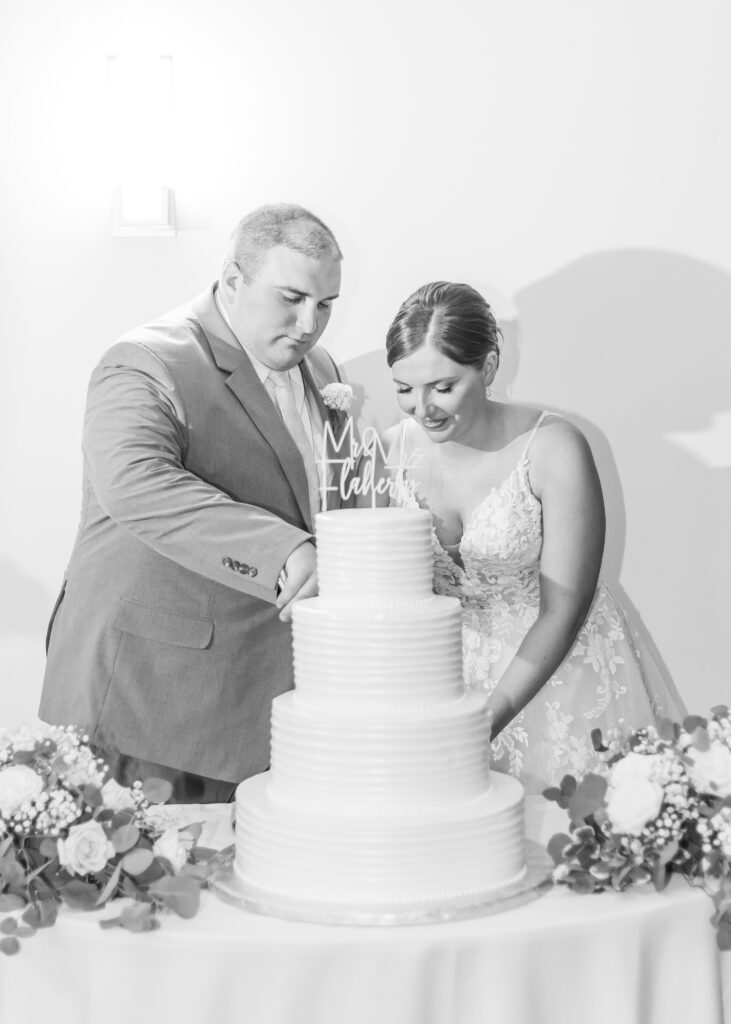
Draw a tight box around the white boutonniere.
[319,382,354,412]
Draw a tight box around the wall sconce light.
[108,54,176,237]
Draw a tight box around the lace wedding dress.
[391,412,686,794]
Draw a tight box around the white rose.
[0,765,44,816]
[152,827,191,872]
[101,778,136,811]
[58,820,116,875]
[606,777,664,836]
[609,752,662,786]
[687,741,731,797]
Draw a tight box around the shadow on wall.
[343,250,731,705]
[514,250,730,701]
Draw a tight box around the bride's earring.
[485,384,492,398]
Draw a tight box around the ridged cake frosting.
[234,507,526,921]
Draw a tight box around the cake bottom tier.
[234,771,526,917]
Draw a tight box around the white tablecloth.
[1,799,728,1024]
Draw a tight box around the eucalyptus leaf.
[568,872,597,895]
[180,822,203,842]
[13,750,36,766]
[560,775,578,798]
[612,861,636,890]
[122,848,154,876]
[180,862,212,882]
[111,824,140,854]
[629,865,651,886]
[690,726,711,752]
[0,936,20,956]
[98,914,123,930]
[190,846,219,864]
[95,862,123,906]
[21,905,41,927]
[0,917,18,935]
[119,902,157,933]
[568,775,608,823]
[149,875,201,918]
[591,728,607,752]
[0,893,26,912]
[141,777,174,805]
[683,714,708,733]
[0,855,25,887]
[111,809,136,829]
[61,880,100,911]
[546,832,572,864]
[82,785,103,808]
[39,838,58,859]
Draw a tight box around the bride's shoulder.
[533,411,589,450]
[527,412,598,488]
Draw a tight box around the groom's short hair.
[225,204,342,282]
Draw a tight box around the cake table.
[0,798,728,1024]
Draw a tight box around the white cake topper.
[317,417,420,510]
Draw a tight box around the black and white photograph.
[0,1,729,1021]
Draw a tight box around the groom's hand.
[276,541,318,622]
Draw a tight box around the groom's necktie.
[268,369,322,523]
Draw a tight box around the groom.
[41,203,350,802]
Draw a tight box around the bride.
[382,281,685,794]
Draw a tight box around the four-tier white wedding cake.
[234,507,526,922]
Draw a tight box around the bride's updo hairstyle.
[386,281,501,370]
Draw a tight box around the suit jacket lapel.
[191,286,313,526]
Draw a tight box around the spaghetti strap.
[396,418,410,478]
[519,410,552,462]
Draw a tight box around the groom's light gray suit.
[41,284,348,784]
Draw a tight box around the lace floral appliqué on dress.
[391,413,686,794]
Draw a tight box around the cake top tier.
[315,508,434,603]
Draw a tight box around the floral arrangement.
[545,706,731,949]
[0,725,216,955]
[319,382,354,413]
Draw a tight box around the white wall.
[1,0,729,727]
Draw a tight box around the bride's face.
[391,342,490,444]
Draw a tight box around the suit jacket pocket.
[113,598,213,649]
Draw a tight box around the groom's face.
[224,246,341,371]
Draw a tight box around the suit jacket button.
[222,557,233,569]
[249,567,258,578]
[238,564,250,575]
